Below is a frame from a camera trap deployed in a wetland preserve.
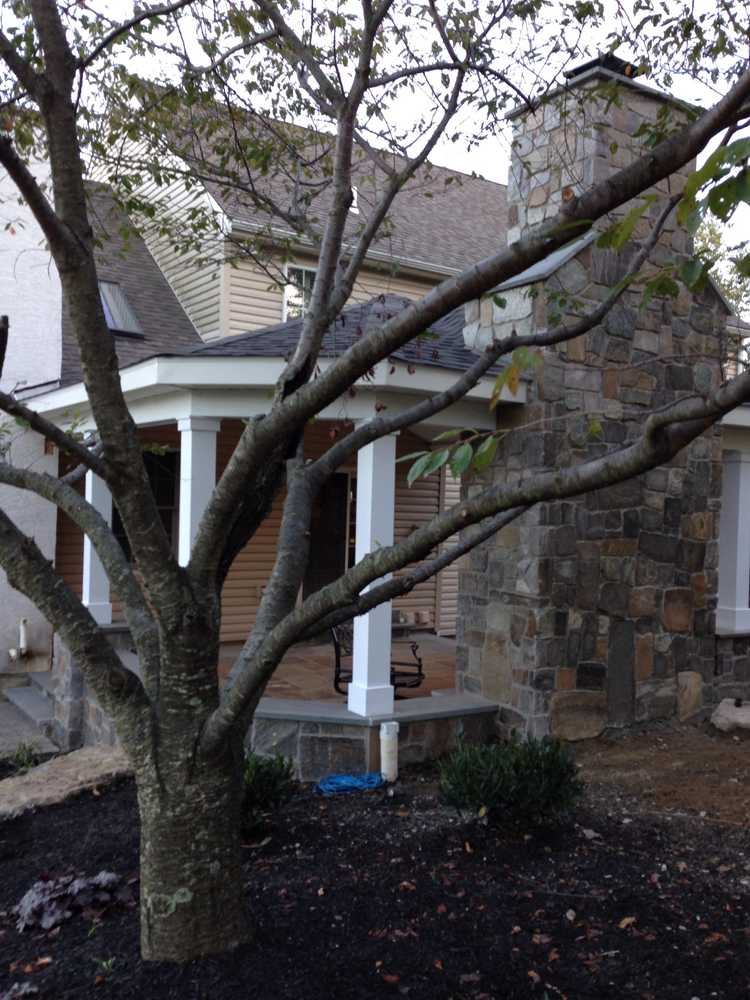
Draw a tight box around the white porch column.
[178,417,220,567]
[718,450,750,634]
[82,471,112,624]
[348,433,397,716]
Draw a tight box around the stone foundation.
[251,696,498,782]
[51,626,131,749]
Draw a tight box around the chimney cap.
[564,53,645,82]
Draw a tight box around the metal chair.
[331,622,424,696]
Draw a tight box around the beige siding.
[436,470,462,635]
[392,432,440,628]
[222,250,436,337]
[120,151,223,341]
[350,267,434,304]
[225,260,285,336]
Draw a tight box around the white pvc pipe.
[380,721,399,782]
[18,618,28,654]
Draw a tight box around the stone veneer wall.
[456,74,750,737]
[51,628,498,779]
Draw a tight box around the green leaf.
[406,452,433,485]
[641,273,680,310]
[588,418,603,440]
[596,195,657,250]
[431,428,464,442]
[408,448,451,485]
[473,435,499,471]
[679,257,706,290]
[396,450,428,464]
[449,442,474,477]
[492,294,507,309]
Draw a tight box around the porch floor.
[218,633,456,702]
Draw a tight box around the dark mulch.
[1,770,749,1000]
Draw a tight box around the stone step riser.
[5,685,54,739]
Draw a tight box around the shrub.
[241,753,295,834]
[439,735,583,827]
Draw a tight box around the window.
[99,281,144,338]
[112,451,178,559]
[284,266,316,320]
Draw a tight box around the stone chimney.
[455,57,740,742]
[505,54,695,244]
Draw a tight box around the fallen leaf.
[532,933,552,945]
[528,970,541,984]
[399,881,416,892]
[704,932,729,945]
[619,916,637,930]
[464,841,474,854]
[433,959,444,971]
[436,903,447,914]
[381,973,400,984]
[548,948,560,962]
[94,975,105,986]
[511,925,522,935]
[565,909,576,923]
[317,887,326,896]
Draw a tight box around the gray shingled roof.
[190,294,485,374]
[59,185,202,387]
[209,165,508,276]
[164,109,507,275]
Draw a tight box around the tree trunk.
[137,756,252,962]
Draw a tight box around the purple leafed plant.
[14,871,133,932]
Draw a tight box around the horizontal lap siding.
[393,433,440,628]
[226,261,284,336]
[136,174,223,341]
[436,470,461,635]
[218,421,284,642]
[223,253,436,338]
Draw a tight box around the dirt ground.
[575,720,750,826]
[0,722,749,1000]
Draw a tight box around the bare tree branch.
[0,391,107,475]
[201,359,750,752]
[78,0,199,70]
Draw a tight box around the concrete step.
[29,671,55,702]
[0,702,57,756]
[5,685,53,732]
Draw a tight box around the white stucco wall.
[0,428,58,672]
[0,165,62,393]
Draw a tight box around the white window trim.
[282,263,317,322]
[717,449,750,635]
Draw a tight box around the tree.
[1,0,750,963]
[695,218,750,317]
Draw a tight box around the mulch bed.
[1,767,749,1000]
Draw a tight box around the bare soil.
[0,722,748,1000]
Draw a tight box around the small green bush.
[241,753,295,834]
[439,735,583,827]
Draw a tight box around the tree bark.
[137,753,252,962]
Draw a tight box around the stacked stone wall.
[457,75,750,736]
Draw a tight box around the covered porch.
[41,350,523,721]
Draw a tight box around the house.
[1,55,749,777]
[0,154,513,766]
